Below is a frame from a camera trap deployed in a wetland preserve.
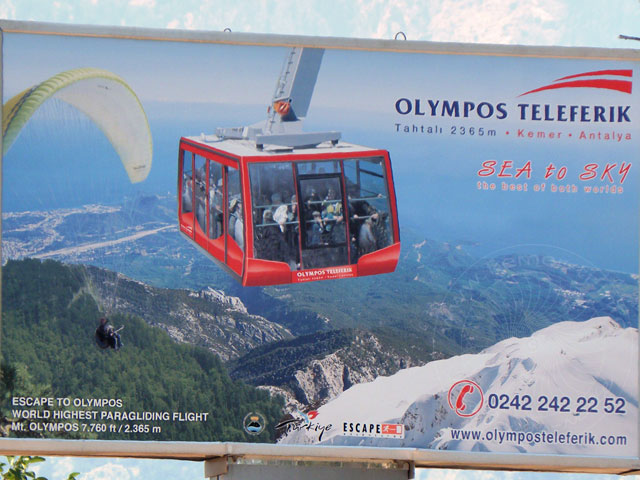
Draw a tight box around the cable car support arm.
[216,47,341,149]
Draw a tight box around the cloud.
[417,469,521,480]
[0,0,16,19]
[425,0,567,45]
[153,0,334,37]
[52,457,79,478]
[129,0,155,7]
[1,0,635,49]
[159,2,241,32]
[183,11,195,29]
[82,462,141,480]
[417,468,465,480]
[352,0,431,40]
[31,457,78,479]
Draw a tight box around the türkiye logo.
[519,69,632,96]
[448,380,484,417]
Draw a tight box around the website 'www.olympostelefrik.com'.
[449,428,628,448]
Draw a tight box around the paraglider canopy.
[2,67,152,183]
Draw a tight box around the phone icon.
[456,384,474,412]
[448,380,484,417]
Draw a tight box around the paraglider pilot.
[95,317,122,350]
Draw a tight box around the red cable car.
[177,48,400,286]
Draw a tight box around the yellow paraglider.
[2,67,152,183]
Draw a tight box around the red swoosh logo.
[520,69,632,96]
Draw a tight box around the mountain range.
[2,194,638,414]
[279,317,638,457]
[1,258,283,442]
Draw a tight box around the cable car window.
[227,168,244,250]
[298,175,348,268]
[296,161,340,175]
[249,162,298,269]
[208,161,223,240]
[194,155,207,234]
[181,151,193,214]
[344,157,392,259]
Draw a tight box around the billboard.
[0,20,638,472]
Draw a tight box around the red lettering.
[580,163,598,181]
[515,161,532,179]
[498,161,513,178]
[478,160,496,177]
[579,163,631,183]
[557,166,567,180]
[600,163,616,183]
[545,163,556,180]
[619,162,632,184]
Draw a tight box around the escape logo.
[342,422,405,439]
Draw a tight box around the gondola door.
[193,155,209,247]
[297,174,349,269]
[206,159,244,277]
[179,150,195,238]
[225,166,244,276]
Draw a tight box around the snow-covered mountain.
[279,317,638,457]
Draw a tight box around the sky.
[1,1,639,479]
[0,0,639,48]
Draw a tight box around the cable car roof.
[182,135,382,159]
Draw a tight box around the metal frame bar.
[1,19,639,474]
[1,20,638,60]
[0,438,639,474]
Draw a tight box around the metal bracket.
[255,131,341,150]
[204,457,229,479]
[203,458,411,480]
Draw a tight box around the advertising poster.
[1,23,638,462]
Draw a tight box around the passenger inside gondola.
[229,198,244,248]
[195,182,207,232]
[209,172,223,239]
[256,209,290,263]
[180,146,398,284]
[358,211,377,256]
[321,187,344,244]
[182,172,193,213]
[307,210,324,246]
[248,158,392,270]
[286,195,300,266]
[304,187,322,219]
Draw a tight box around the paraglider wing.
[2,68,152,183]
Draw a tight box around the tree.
[0,456,78,480]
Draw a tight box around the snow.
[279,317,638,457]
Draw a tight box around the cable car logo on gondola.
[178,47,400,286]
[296,266,356,281]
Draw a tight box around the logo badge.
[448,380,484,417]
[342,422,405,439]
[243,412,266,435]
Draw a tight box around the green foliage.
[2,259,284,443]
[0,456,78,480]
